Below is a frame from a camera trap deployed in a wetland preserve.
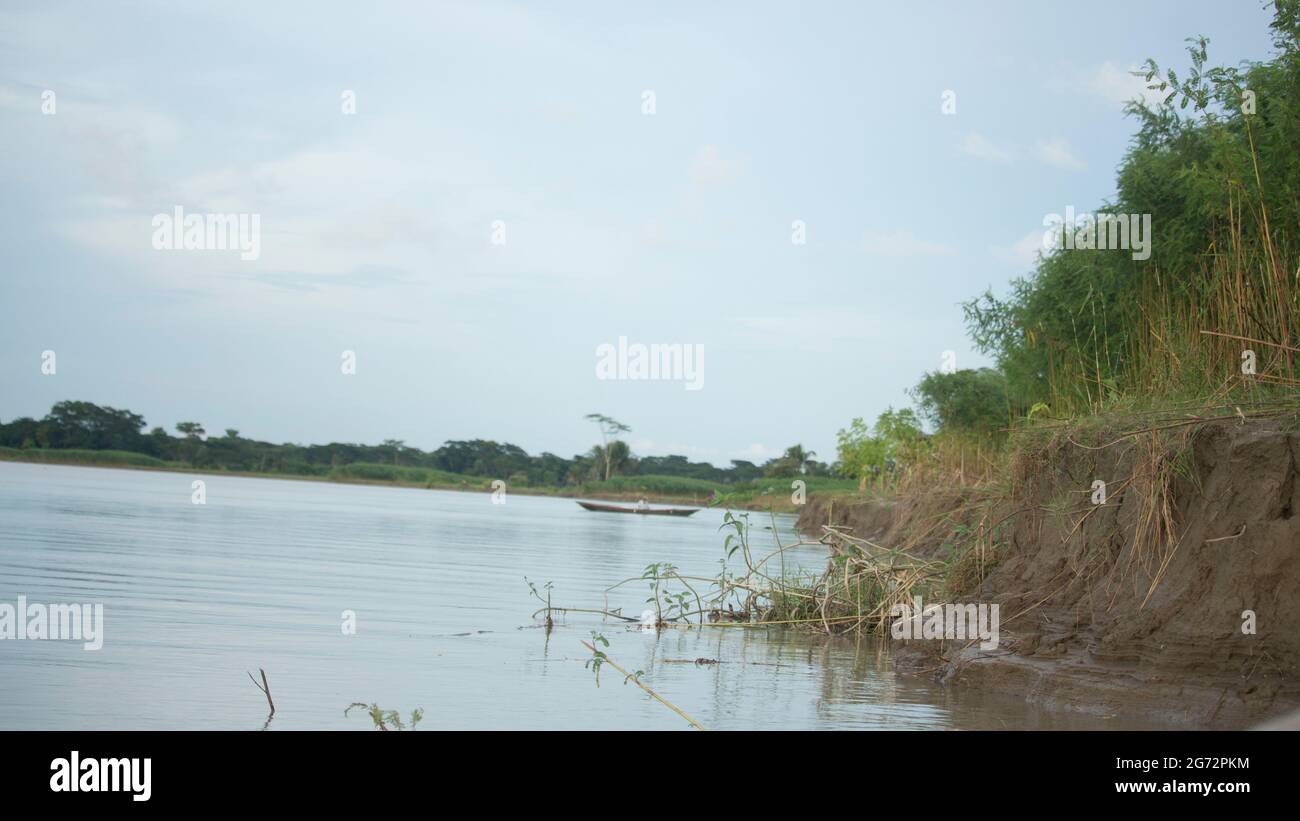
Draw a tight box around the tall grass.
[580,475,718,497]
[964,11,1300,419]
[0,446,172,468]
[327,462,482,487]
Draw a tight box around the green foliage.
[327,462,483,488]
[641,561,697,624]
[2,401,149,452]
[524,577,555,627]
[585,413,632,481]
[835,418,886,483]
[584,631,610,685]
[761,444,829,477]
[345,702,424,731]
[581,474,718,496]
[0,401,791,492]
[910,368,1013,435]
[963,5,1300,415]
[0,446,170,468]
[836,408,925,487]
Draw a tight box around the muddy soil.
[797,418,1300,728]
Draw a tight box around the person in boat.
[637,498,649,512]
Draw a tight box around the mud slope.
[798,418,1300,727]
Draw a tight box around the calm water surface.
[0,461,1162,730]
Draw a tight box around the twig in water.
[247,667,275,716]
[580,640,706,731]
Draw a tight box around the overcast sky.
[0,1,1279,465]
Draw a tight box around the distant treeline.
[0,400,833,486]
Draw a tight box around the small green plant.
[345,702,424,731]
[640,561,702,626]
[708,556,735,613]
[525,577,555,629]
[584,631,610,685]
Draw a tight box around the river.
[0,461,1164,730]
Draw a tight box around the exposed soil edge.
[796,418,1300,728]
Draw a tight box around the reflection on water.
[0,461,1163,730]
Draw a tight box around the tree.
[835,408,925,489]
[146,426,172,459]
[960,4,1300,414]
[176,422,205,439]
[874,408,925,457]
[605,439,632,477]
[835,417,887,488]
[763,444,818,477]
[910,368,1011,435]
[728,460,764,482]
[38,401,147,450]
[0,416,39,449]
[175,421,205,464]
[381,439,405,466]
[584,414,631,481]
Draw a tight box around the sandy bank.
[797,418,1300,727]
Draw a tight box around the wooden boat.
[576,501,699,517]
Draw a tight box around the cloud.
[1033,136,1085,170]
[0,83,183,199]
[56,123,634,314]
[239,265,420,293]
[1087,62,1167,110]
[959,132,1013,164]
[629,438,720,460]
[991,229,1047,269]
[730,443,780,463]
[863,230,952,257]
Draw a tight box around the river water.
[0,461,1160,730]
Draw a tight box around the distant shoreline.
[0,449,816,512]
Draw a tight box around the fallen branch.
[581,640,705,731]
[247,667,275,716]
[1198,329,1300,354]
[531,605,639,622]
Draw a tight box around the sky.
[0,0,1282,466]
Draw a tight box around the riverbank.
[795,410,1300,728]
[0,446,850,511]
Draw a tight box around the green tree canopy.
[910,368,1011,435]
